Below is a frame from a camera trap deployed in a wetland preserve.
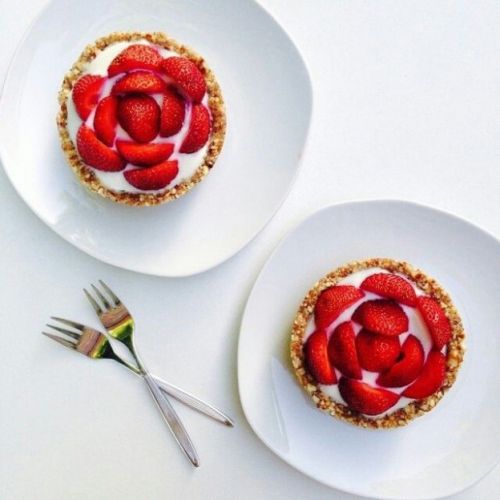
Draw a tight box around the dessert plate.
[238,200,500,499]
[0,0,311,277]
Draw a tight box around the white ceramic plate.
[238,200,500,499]
[0,0,311,277]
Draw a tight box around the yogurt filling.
[66,40,210,194]
[304,268,446,418]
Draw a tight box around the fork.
[42,318,233,426]
[84,280,201,467]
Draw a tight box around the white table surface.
[1,1,499,499]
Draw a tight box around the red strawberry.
[356,329,401,372]
[417,296,452,350]
[304,330,337,385]
[402,351,446,399]
[338,378,399,415]
[314,286,365,330]
[111,71,167,95]
[377,335,424,387]
[72,75,105,120]
[160,56,206,103]
[124,160,179,190]
[180,104,211,153]
[352,299,408,336]
[117,95,160,143]
[93,96,118,147]
[361,273,417,307]
[116,141,174,166]
[160,88,185,137]
[327,322,362,379]
[107,44,162,77]
[76,125,125,172]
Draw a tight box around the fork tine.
[42,332,76,350]
[47,324,81,340]
[98,280,121,306]
[84,288,103,314]
[50,317,85,331]
[91,284,110,309]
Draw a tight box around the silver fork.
[83,280,201,467]
[42,318,233,426]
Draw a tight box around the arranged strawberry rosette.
[291,259,465,429]
[58,33,225,205]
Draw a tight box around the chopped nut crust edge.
[290,258,465,429]
[57,31,226,206]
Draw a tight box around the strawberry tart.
[290,258,465,428]
[57,32,225,206]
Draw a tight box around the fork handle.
[152,375,234,427]
[143,373,200,467]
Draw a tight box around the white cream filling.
[66,40,209,194]
[304,268,445,418]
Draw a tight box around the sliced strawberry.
[338,378,399,415]
[314,286,365,330]
[327,322,362,379]
[160,88,185,137]
[356,329,401,372]
[402,351,446,399]
[116,141,174,166]
[352,299,408,336]
[361,273,417,307]
[111,71,167,95]
[108,44,162,77]
[160,56,206,103]
[304,330,337,385]
[93,96,118,147]
[76,125,125,172]
[417,296,452,350]
[117,95,160,143]
[180,104,211,153]
[72,75,105,120]
[124,160,179,190]
[377,335,424,387]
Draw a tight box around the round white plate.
[238,200,500,499]
[0,0,311,277]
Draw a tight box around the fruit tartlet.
[290,258,465,429]
[57,32,225,206]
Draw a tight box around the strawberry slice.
[377,334,424,387]
[180,104,211,153]
[93,96,118,147]
[117,95,160,143]
[304,330,337,385]
[338,378,399,415]
[124,160,179,190]
[352,299,408,336]
[402,351,446,399]
[116,141,174,166]
[111,71,167,95]
[417,296,452,350]
[160,56,206,103]
[314,286,365,330]
[327,322,362,379]
[160,88,185,137]
[76,125,125,172]
[72,75,105,120]
[356,329,401,372]
[107,44,162,77]
[361,273,417,307]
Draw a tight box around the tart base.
[290,258,465,429]
[57,31,226,206]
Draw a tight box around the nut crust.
[290,258,465,429]
[57,31,226,206]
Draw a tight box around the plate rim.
[0,0,313,278]
[238,198,500,499]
